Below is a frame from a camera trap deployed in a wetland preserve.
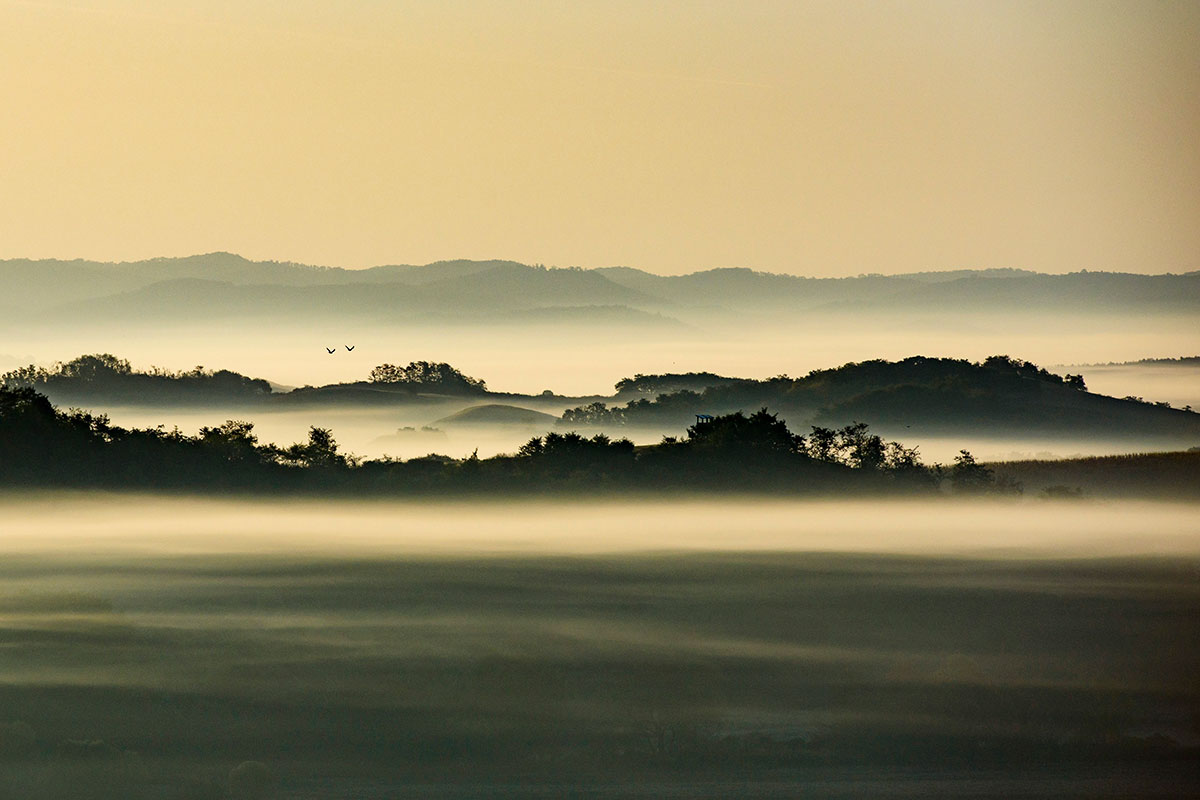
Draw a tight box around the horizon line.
[3,251,1196,280]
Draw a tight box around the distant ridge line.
[0,252,1191,281]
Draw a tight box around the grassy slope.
[990,450,1200,499]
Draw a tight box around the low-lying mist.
[3,309,1196,397]
[1,495,1197,797]
[2,494,1197,558]
[1057,362,1200,411]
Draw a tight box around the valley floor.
[0,496,1197,798]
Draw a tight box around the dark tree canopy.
[614,372,742,396]
[558,354,1196,440]
[1,353,272,403]
[368,361,487,393]
[949,450,996,493]
[0,386,963,495]
[686,408,803,455]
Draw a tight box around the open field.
[1,497,1197,798]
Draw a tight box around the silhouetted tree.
[949,450,995,493]
[198,420,262,463]
[883,441,922,471]
[836,422,885,470]
[686,409,803,454]
[0,363,48,387]
[807,426,839,463]
[561,401,623,426]
[281,426,347,468]
[57,353,132,380]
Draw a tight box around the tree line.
[0,386,1014,495]
[1,353,273,403]
[2,354,492,405]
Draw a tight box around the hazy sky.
[2,1,1198,276]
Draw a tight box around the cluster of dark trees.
[0,386,349,491]
[10,353,1197,442]
[613,371,745,397]
[1,353,498,407]
[0,385,1011,495]
[367,361,487,393]
[1,353,272,404]
[561,355,1199,437]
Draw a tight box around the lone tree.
[949,450,995,493]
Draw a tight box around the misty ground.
[1,496,1197,798]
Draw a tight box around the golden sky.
[2,1,1198,276]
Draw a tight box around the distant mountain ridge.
[3,253,1197,324]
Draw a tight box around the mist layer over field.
[3,495,1198,558]
[1060,363,1200,412]
[1,496,1198,797]
[3,309,1196,398]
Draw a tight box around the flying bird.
[326,347,335,354]
[345,345,355,351]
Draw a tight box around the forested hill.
[0,356,494,407]
[0,354,273,405]
[562,356,1200,442]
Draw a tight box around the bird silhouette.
[345,345,355,351]
[326,347,335,354]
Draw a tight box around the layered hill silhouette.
[3,253,1197,325]
[4,379,1196,498]
[561,356,1200,444]
[6,352,1199,447]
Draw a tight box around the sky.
[2,0,1198,277]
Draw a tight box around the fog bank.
[2,495,1196,559]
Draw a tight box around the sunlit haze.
[3,0,1198,275]
[5,495,1198,558]
[3,6,1199,795]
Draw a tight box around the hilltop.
[561,356,1200,446]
